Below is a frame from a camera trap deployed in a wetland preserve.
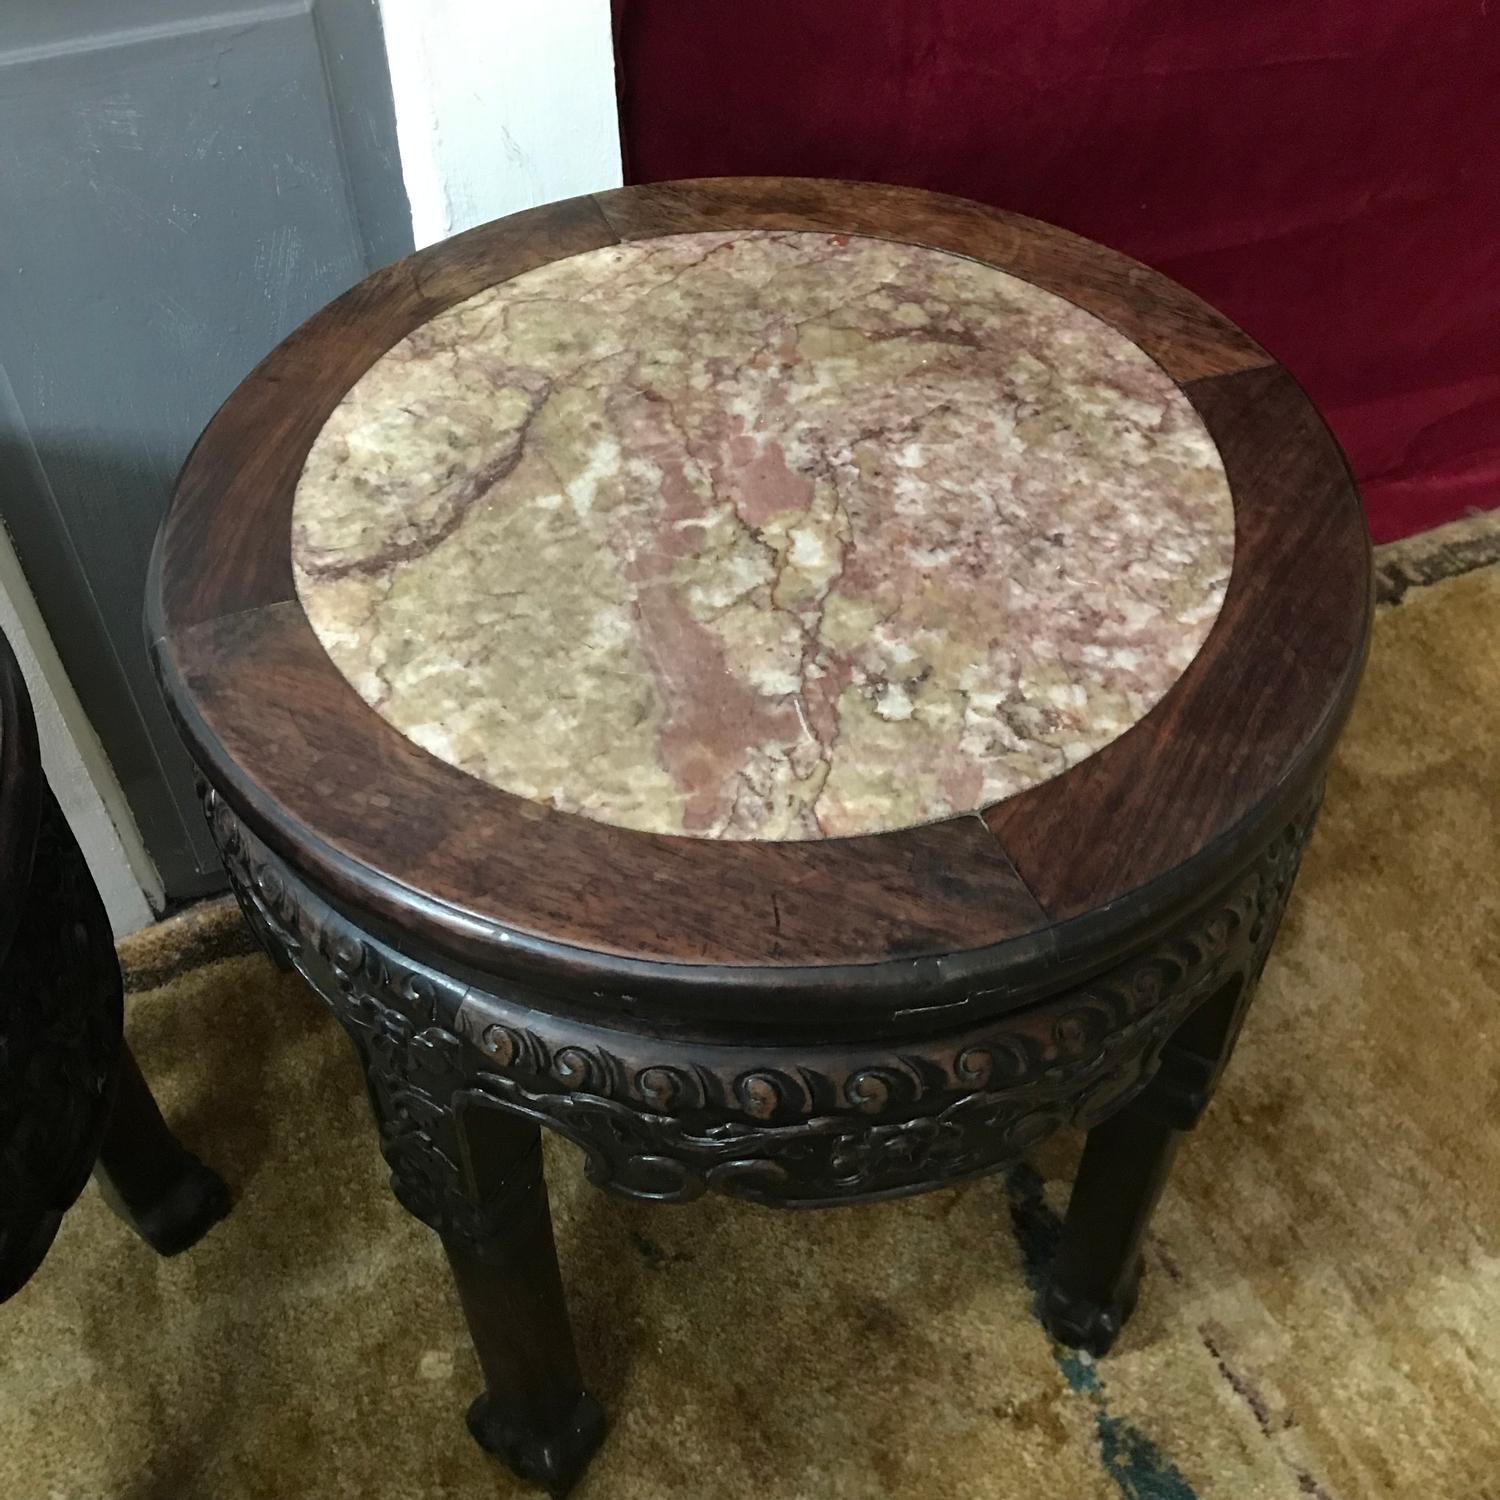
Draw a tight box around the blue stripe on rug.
[1004,1162,1199,1500]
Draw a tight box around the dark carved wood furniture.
[147,179,1371,1496]
[0,629,229,1303]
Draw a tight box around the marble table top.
[292,230,1233,841]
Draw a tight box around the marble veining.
[292,230,1234,840]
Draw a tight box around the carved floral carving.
[204,787,1317,1238]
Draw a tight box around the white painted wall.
[376,0,622,248]
[0,2,618,940]
[0,525,160,935]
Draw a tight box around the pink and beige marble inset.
[291,230,1234,840]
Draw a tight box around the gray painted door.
[0,0,411,896]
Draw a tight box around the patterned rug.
[4,522,1498,1500]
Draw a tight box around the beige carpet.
[4,557,1498,1500]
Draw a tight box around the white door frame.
[0,524,160,935]
[0,0,622,937]
[376,0,623,248]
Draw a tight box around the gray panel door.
[0,0,411,896]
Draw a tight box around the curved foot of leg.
[1041,1255,1143,1356]
[467,1389,606,1498]
[99,1151,232,1256]
[94,1047,232,1257]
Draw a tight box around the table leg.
[443,1120,604,1497]
[360,1042,604,1497]
[224,838,609,1497]
[1042,976,1249,1354]
[95,1043,232,1255]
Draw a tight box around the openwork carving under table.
[148,178,1371,1496]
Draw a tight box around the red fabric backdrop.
[613,2,1500,542]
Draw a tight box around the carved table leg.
[95,1044,232,1255]
[444,1114,604,1498]
[337,990,604,1495]
[206,794,607,1497]
[1042,977,1251,1354]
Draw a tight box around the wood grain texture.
[984,363,1371,917]
[592,178,1271,381]
[148,179,1371,1023]
[158,602,1047,980]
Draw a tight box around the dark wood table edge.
[156,625,1350,1041]
[144,177,1373,1028]
[144,415,1371,1029]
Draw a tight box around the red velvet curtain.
[613,1,1500,542]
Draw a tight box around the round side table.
[148,178,1370,1496]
